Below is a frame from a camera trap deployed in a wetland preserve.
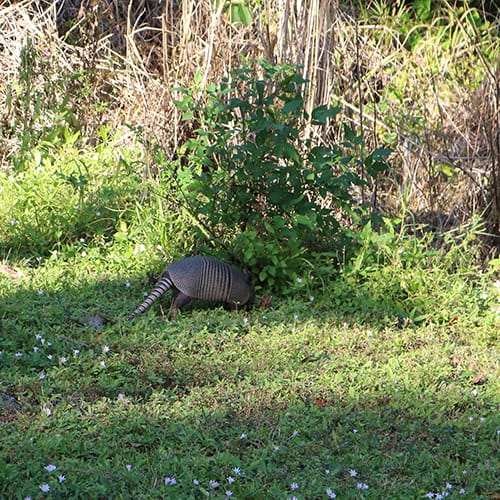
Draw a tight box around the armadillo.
[128,256,254,320]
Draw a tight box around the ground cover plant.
[0,220,499,498]
[1,0,499,499]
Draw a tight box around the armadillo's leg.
[169,292,192,318]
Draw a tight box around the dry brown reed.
[0,0,498,245]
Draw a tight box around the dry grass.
[0,0,498,245]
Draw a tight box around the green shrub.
[172,62,391,291]
[0,127,144,257]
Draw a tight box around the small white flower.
[424,494,434,499]
[38,290,44,296]
[471,389,478,396]
[95,211,102,216]
[480,293,488,299]
[60,356,67,364]
[47,342,52,347]
[143,291,149,297]
[40,338,46,345]
[118,393,125,401]
[100,361,106,367]
[227,476,235,484]
[445,483,453,490]
[33,346,39,352]
[43,407,52,416]
[273,445,281,451]
[225,491,233,497]
[352,428,358,433]
[357,482,369,490]
[11,218,18,225]
[293,314,299,320]
[45,464,57,472]
[292,430,299,437]
[349,469,358,477]
[47,355,53,360]
[103,345,110,353]
[480,417,485,423]
[493,280,500,289]
[126,464,132,471]
[15,352,23,357]
[73,349,80,356]
[232,467,242,476]
[459,488,466,494]
[243,317,249,324]
[309,295,315,301]
[125,282,131,288]
[469,416,474,422]
[24,497,32,500]
[209,480,219,488]
[296,278,303,283]
[164,477,177,485]
[58,474,66,482]
[326,488,337,498]
[239,432,247,440]
[39,373,46,380]
[193,479,200,485]
[462,469,467,475]
[290,482,299,490]
[79,238,86,243]
[39,484,50,492]
[35,334,42,340]
[81,251,87,257]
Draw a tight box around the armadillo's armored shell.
[128,256,255,320]
[167,256,254,307]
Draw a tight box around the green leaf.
[343,124,363,145]
[282,99,303,114]
[231,1,253,26]
[295,214,314,228]
[283,143,301,165]
[414,0,431,20]
[311,105,341,125]
[371,147,393,161]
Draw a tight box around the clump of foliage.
[172,62,391,291]
[0,39,154,259]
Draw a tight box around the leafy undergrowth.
[0,243,498,499]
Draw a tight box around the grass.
[1,234,499,498]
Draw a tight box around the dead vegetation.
[0,0,498,250]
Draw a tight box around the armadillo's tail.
[128,274,174,320]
